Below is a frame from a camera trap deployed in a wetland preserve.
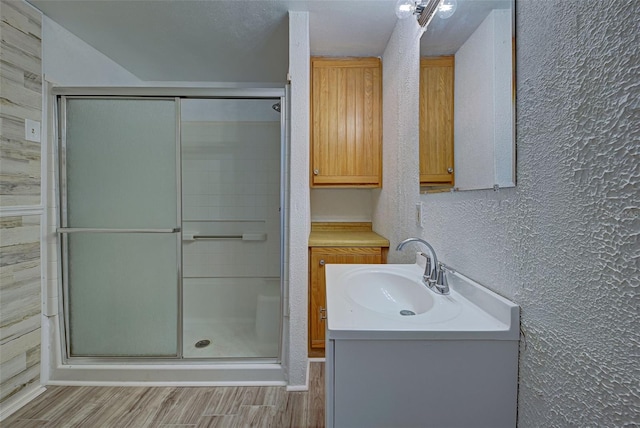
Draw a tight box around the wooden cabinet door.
[420,56,455,187]
[311,57,382,187]
[309,247,383,356]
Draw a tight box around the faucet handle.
[434,263,450,294]
[419,252,433,279]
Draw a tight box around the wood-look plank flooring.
[3,363,324,428]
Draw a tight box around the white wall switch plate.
[416,202,424,228]
[25,119,41,142]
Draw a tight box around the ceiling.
[28,0,512,83]
[420,0,512,56]
[29,0,399,83]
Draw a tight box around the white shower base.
[182,276,281,359]
[183,319,279,359]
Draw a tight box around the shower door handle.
[57,227,181,234]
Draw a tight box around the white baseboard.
[286,384,309,391]
[285,358,324,391]
[48,363,285,385]
[0,385,46,422]
[286,359,310,392]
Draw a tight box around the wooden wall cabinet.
[420,56,455,188]
[308,246,385,357]
[311,57,382,187]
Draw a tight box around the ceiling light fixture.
[437,0,457,19]
[395,0,417,19]
[396,0,457,25]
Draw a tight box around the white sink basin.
[336,264,462,325]
[344,269,434,315]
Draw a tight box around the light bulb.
[396,0,416,19]
[437,0,457,19]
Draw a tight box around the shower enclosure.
[57,93,283,363]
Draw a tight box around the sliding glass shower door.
[180,99,282,359]
[59,98,181,357]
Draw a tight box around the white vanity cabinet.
[324,262,520,428]
[326,338,518,428]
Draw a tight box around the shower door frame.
[54,87,287,365]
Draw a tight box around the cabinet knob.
[313,169,319,175]
[319,259,325,266]
[447,167,454,174]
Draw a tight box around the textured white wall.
[372,18,423,262]
[375,0,639,425]
[286,11,310,388]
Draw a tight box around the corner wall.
[0,0,46,418]
[372,18,423,261]
[375,0,639,425]
[42,16,141,85]
[285,11,310,388]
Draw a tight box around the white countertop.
[325,261,520,341]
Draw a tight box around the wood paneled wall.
[1,0,42,207]
[0,0,43,408]
[0,216,41,402]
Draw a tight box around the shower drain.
[195,339,211,348]
[400,310,416,316]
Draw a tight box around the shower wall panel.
[182,121,280,279]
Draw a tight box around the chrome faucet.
[396,237,450,295]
